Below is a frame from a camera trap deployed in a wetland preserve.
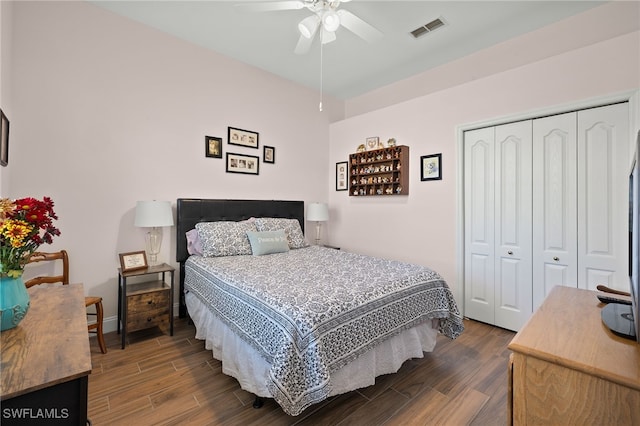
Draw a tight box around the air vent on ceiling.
[410,18,445,39]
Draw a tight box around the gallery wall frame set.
[421,153,442,181]
[228,126,259,149]
[226,152,259,175]
[263,146,275,164]
[205,136,222,158]
[1,109,9,167]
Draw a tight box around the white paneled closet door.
[464,127,496,325]
[494,121,532,330]
[464,122,533,330]
[532,112,578,310]
[577,103,629,291]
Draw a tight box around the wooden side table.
[117,263,175,349]
[1,284,92,425]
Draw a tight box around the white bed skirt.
[186,292,438,399]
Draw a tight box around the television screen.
[602,131,639,343]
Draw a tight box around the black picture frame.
[421,153,442,181]
[228,126,259,149]
[226,152,260,175]
[336,161,348,191]
[1,109,9,167]
[205,135,222,158]
[264,145,275,164]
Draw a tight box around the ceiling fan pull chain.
[319,29,324,112]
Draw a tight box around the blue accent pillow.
[246,230,290,256]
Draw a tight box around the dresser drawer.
[127,308,169,332]
[127,289,169,314]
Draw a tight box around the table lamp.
[307,202,329,245]
[134,200,174,266]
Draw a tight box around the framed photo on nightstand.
[119,251,148,272]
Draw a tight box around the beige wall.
[7,1,342,330]
[328,26,640,302]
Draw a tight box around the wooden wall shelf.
[349,145,409,196]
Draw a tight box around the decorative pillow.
[254,218,308,249]
[246,230,290,256]
[186,229,204,256]
[195,221,257,257]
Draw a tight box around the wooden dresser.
[508,286,640,424]
[1,284,92,425]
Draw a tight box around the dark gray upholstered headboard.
[175,198,305,317]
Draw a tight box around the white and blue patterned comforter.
[184,245,463,416]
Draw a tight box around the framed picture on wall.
[420,153,442,181]
[205,136,222,158]
[1,109,9,167]
[336,161,348,191]
[228,126,259,149]
[264,146,275,164]
[226,152,259,175]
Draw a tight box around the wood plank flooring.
[88,318,515,425]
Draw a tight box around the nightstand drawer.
[127,290,169,314]
[127,308,169,332]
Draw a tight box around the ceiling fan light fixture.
[322,10,340,32]
[298,14,320,38]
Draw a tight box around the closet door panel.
[494,121,533,331]
[464,127,495,324]
[577,103,629,291]
[533,112,578,310]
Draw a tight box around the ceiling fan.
[237,0,383,54]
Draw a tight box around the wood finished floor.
[88,318,515,425]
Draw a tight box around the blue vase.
[0,275,30,331]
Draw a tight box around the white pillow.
[195,221,257,257]
[254,218,308,249]
[246,230,290,256]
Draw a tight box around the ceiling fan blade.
[236,1,305,12]
[294,34,315,54]
[337,9,383,43]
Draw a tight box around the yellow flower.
[0,219,32,248]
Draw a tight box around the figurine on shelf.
[357,144,366,153]
[385,187,393,194]
[396,186,402,194]
[387,138,396,147]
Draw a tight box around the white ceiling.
[91,1,605,100]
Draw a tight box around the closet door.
[577,103,629,290]
[532,112,578,310]
[494,121,533,330]
[464,127,495,325]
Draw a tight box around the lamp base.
[145,227,163,266]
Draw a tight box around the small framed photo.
[1,109,9,167]
[119,251,148,273]
[228,126,259,149]
[205,135,222,158]
[226,152,259,175]
[336,161,348,191]
[263,145,275,164]
[421,153,442,181]
[365,136,379,151]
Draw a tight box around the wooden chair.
[25,250,107,354]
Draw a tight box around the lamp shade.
[134,201,174,227]
[298,14,320,39]
[307,203,329,222]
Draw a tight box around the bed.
[176,198,464,416]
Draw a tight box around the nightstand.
[117,263,174,349]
